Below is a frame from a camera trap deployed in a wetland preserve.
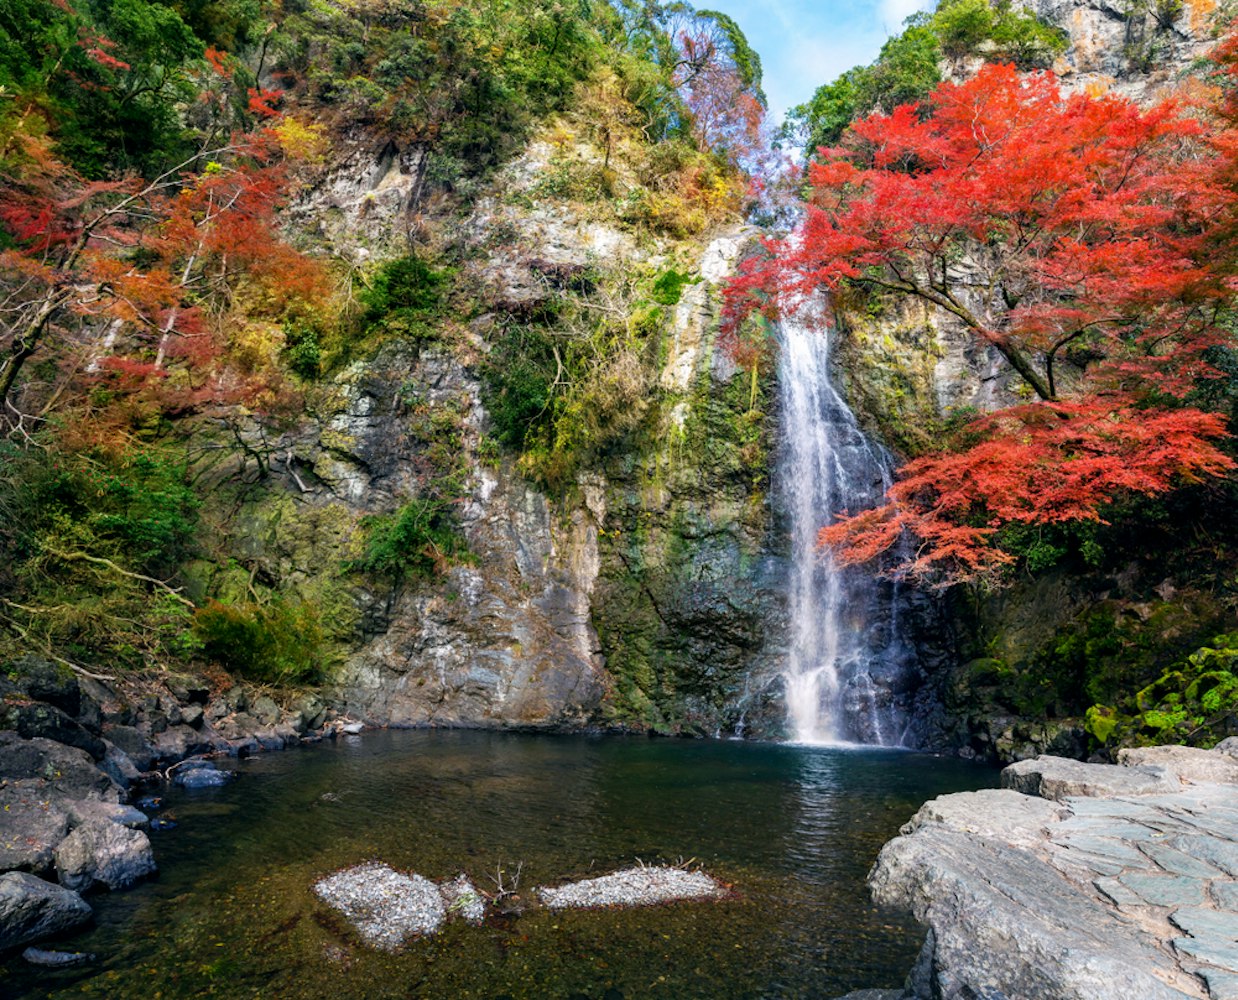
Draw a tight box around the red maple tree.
[726,58,1238,583]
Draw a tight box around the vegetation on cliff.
[0,0,765,698]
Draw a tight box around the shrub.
[352,497,469,585]
[193,598,328,685]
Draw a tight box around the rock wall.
[185,131,791,735]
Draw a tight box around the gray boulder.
[869,827,1193,1000]
[0,872,92,951]
[1117,746,1238,785]
[54,822,156,892]
[0,786,69,875]
[1001,754,1180,801]
[0,735,121,801]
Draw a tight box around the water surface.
[5,731,995,999]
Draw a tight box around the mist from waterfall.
[776,301,912,746]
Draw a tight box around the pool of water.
[4,731,996,999]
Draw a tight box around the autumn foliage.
[727,55,1238,583]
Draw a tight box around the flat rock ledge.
[538,866,725,910]
[869,740,1238,1000]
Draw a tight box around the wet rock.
[175,766,232,789]
[54,822,156,892]
[97,741,141,789]
[63,800,148,830]
[0,702,105,760]
[313,862,445,950]
[0,735,121,801]
[0,872,92,951]
[101,724,154,771]
[151,724,214,762]
[538,866,724,909]
[22,945,96,967]
[1001,754,1180,801]
[0,787,69,875]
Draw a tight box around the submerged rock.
[313,863,445,950]
[54,822,157,892]
[538,866,724,910]
[0,872,92,951]
[22,946,96,967]
[174,762,232,788]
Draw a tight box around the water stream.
[777,302,914,745]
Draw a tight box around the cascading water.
[777,300,914,746]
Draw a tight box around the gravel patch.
[440,873,487,924]
[538,866,725,910]
[313,863,445,950]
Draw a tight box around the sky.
[697,0,933,125]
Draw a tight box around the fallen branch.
[43,549,195,608]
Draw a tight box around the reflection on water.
[2,731,995,1000]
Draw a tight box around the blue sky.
[699,0,933,124]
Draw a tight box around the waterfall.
[777,300,912,746]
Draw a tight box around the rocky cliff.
[181,108,792,736]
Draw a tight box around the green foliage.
[193,598,328,684]
[352,498,469,585]
[0,0,215,176]
[480,269,665,492]
[1087,634,1238,748]
[359,255,451,346]
[5,445,199,575]
[781,0,1067,155]
[650,268,694,306]
[0,439,204,672]
[282,319,323,380]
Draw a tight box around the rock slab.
[872,745,1238,1000]
[538,866,724,910]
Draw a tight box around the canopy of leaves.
[730,58,1238,584]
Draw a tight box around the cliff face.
[183,115,790,736]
